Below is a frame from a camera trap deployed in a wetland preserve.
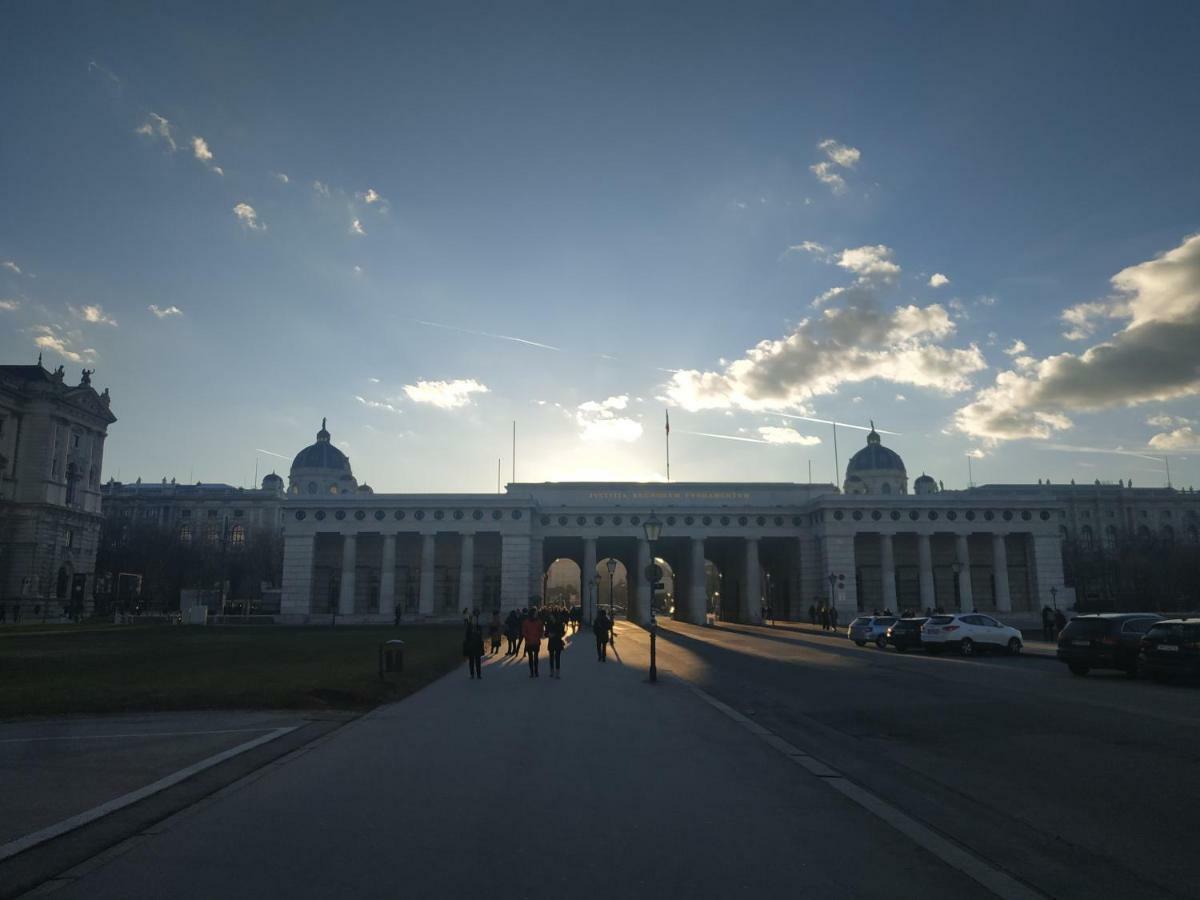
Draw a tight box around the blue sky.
[3,2,1200,492]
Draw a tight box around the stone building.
[0,362,116,618]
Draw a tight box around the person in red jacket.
[521,611,545,677]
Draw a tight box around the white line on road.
[686,684,1045,900]
[0,726,298,863]
[0,727,284,744]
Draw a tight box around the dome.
[846,424,905,474]
[291,419,351,473]
[261,471,284,491]
[914,473,938,496]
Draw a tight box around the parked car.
[847,615,898,647]
[920,613,1023,656]
[1056,613,1162,677]
[884,617,928,652]
[1139,618,1200,683]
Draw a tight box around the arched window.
[1137,524,1153,546]
[1080,525,1094,549]
[179,523,192,544]
[881,482,892,495]
[1103,526,1118,552]
[56,566,69,599]
[1161,524,1174,546]
[206,524,219,545]
[231,523,246,548]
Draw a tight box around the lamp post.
[606,557,617,617]
[951,562,962,610]
[827,572,837,610]
[1050,585,1058,612]
[643,511,663,683]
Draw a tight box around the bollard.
[379,639,405,681]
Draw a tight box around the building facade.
[0,363,116,618]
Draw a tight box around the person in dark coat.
[1054,609,1067,638]
[488,610,502,655]
[593,608,612,661]
[546,616,566,678]
[830,606,839,630]
[1042,606,1055,642]
[819,605,830,631]
[809,603,817,626]
[463,622,485,679]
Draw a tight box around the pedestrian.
[515,608,528,656]
[488,610,502,655]
[830,605,839,631]
[393,602,402,627]
[546,615,565,678]
[594,608,611,661]
[809,603,817,626]
[464,620,485,679]
[1054,608,1067,639]
[1041,605,1055,642]
[820,605,830,631]
[522,610,544,677]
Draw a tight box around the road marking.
[0,727,284,744]
[686,684,1044,900]
[0,726,298,863]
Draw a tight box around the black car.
[1139,618,1200,683]
[1056,613,1162,677]
[885,617,928,652]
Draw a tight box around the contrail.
[682,430,771,445]
[770,412,900,435]
[415,320,562,352]
[255,448,291,460]
[1046,443,1161,462]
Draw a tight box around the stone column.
[917,533,936,612]
[458,533,475,612]
[821,533,859,621]
[500,533,531,611]
[743,538,762,624]
[634,539,652,625]
[582,537,598,624]
[1028,532,1065,612]
[280,533,315,618]
[379,533,397,621]
[992,533,1011,613]
[419,533,436,616]
[530,537,545,603]
[688,537,707,624]
[338,533,357,616]
[880,533,897,612]
[955,533,974,612]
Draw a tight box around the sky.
[2,1,1200,493]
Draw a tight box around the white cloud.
[357,187,388,210]
[403,378,489,409]
[272,171,289,184]
[786,240,828,257]
[1148,426,1200,450]
[313,180,331,197]
[966,448,986,459]
[32,325,96,364]
[895,393,907,401]
[355,395,403,414]
[954,234,1200,441]
[810,138,861,194]
[2,261,22,274]
[1060,300,1114,340]
[576,395,643,442]
[817,138,861,168]
[192,136,213,162]
[1004,339,1027,356]
[838,245,901,280]
[757,426,821,445]
[0,299,18,311]
[135,112,176,151]
[350,219,366,236]
[148,304,182,318]
[367,377,381,384]
[1146,413,1193,428]
[233,203,265,231]
[69,304,117,326]
[929,273,950,288]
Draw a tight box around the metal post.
[649,538,657,683]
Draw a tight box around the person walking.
[546,615,565,678]
[809,603,817,626]
[593,608,611,661]
[522,611,544,677]
[464,620,485,679]
[1054,608,1067,639]
[819,605,830,631]
[830,605,839,631]
[1041,605,1055,642]
[488,610,502,655]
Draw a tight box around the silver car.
[847,615,899,647]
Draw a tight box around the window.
[179,523,192,544]
[1103,526,1118,551]
[63,528,74,548]
[182,509,191,518]
[65,463,78,505]
[206,524,219,545]
[73,433,80,448]
[1122,618,1156,634]
[231,524,246,548]
[881,482,892,495]
[207,509,217,518]
[307,482,317,494]
[1080,525,1094,549]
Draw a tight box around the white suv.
[920,614,1023,656]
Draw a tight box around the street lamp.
[606,557,617,617]
[1050,585,1058,611]
[643,511,663,683]
[951,562,962,609]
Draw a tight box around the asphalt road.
[648,620,1200,900]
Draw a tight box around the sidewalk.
[42,621,977,899]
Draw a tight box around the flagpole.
[832,422,840,490]
[665,410,671,483]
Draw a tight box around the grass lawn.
[0,625,463,717]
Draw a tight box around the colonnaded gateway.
[279,420,1070,626]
